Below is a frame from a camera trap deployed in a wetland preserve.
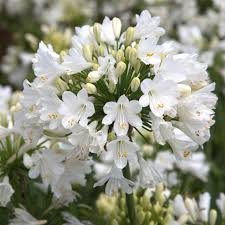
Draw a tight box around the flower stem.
[123,164,137,225]
[123,126,137,225]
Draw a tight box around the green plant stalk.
[123,164,137,225]
[123,126,137,225]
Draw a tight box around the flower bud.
[85,83,97,94]
[178,214,189,224]
[185,198,197,221]
[125,46,132,60]
[131,77,140,92]
[87,71,101,83]
[178,84,191,97]
[93,23,101,43]
[97,45,104,56]
[129,48,137,66]
[125,27,134,46]
[23,153,33,169]
[116,62,126,76]
[137,210,145,224]
[112,17,122,39]
[116,49,125,63]
[82,45,93,62]
[108,80,116,93]
[54,78,68,94]
[134,60,141,73]
[60,50,67,59]
[92,63,99,70]
[209,209,217,225]
[191,80,208,91]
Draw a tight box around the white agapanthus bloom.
[62,212,84,225]
[106,135,139,169]
[28,149,64,187]
[94,166,134,196]
[0,176,14,207]
[9,208,47,225]
[59,89,95,129]
[0,85,11,111]
[216,193,225,219]
[15,9,217,196]
[32,41,65,83]
[103,95,142,136]
[139,77,178,117]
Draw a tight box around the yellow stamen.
[147,52,154,57]
[183,151,190,158]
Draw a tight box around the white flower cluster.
[15,10,217,196]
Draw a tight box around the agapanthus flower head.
[15,9,217,196]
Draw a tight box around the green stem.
[123,164,137,225]
[123,127,137,225]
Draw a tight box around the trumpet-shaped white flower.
[62,212,84,225]
[138,157,163,188]
[174,83,217,146]
[107,136,139,169]
[59,89,95,129]
[216,193,225,219]
[32,41,64,83]
[98,55,117,84]
[94,166,134,196]
[0,176,14,207]
[62,48,91,74]
[103,95,142,136]
[40,93,62,129]
[134,10,165,39]
[0,85,11,110]
[28,149,64,187]
[101,17,116,46]
[139,77,178,117]
[9,208,47,225]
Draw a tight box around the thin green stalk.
[123,127,137,225]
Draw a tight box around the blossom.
[139,77,179,117]
[0,176,14,207]
[216,193,225,218]
[94,166,134,196]
[9,208,47,225]
[32,41,64,83]
[28,149,64,187]
[62,48,91,74]
[0,85,11,111]
[102,95,142,136]
[62,212,84,225]
[134,10,165,39]
[106,136,139,169]
[59,89,95,129]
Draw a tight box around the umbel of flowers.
[13,10,217,224]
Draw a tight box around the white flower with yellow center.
[59,89,95,129]
[102,95,142,136]
[139,76,179,117]
[107,136,139,169]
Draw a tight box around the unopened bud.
[116,50,125,63]
[83,45,93,62]
[85,83,96,94]
[116,62,126,76]
[108,80,116,93]
[209,209,217,225]
[178,214,189,224]
[129,48,137,66]
[137,210,145,224]
[125,46,132,60]
[134,60,141,73]
[178,84,191,97]
[97,45,104,56]
[185,198,197,221]
[92,63,99,70]
[125,27,134,46]
[87,71,101,83]
[112,17,122,39]
[55,78,68,94]
[131,77,140,92]
[93,23,101,44]
[23,153,33,169]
